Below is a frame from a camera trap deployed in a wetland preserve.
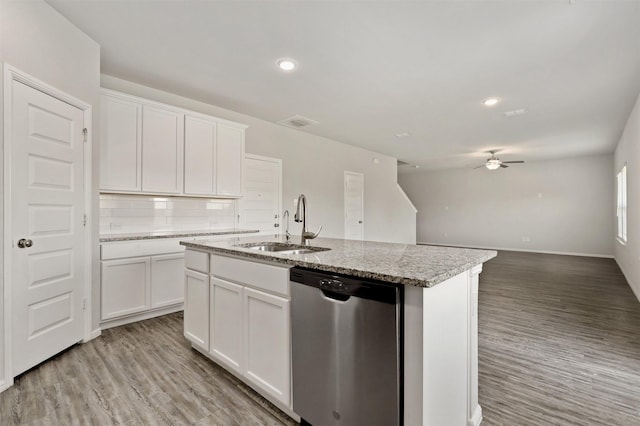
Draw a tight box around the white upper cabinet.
[100,94,142,191]
[100,89,246,197]
[184,115,216,196]
[141,105,184,194]
[216,124,244,197]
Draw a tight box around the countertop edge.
[180,241,497,288]
[100,229,259,243]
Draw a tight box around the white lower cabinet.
[184,270,209,349]
[101,257,151,320]
[183,250,292,410]
[243,287,290,406]
[101,241,185,326]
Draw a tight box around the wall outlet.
[522,236,531,242]
[444,232,448,238]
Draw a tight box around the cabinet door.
[151,253,185,308]
[184,115,216,196]
[216,124,244,197]
[210,277,244,373]
[243,287,291,406]
[100,94,142,191]
[141,105,184,194]
[101,257,150,320]
[184,270,209,349]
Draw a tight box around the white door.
[240,155,282,232]
[11,80,85,375]
[344,171,364,241]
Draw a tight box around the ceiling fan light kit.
[477,150,525,171]
[486,159,501,170]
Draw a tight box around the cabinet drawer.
[185,249,209,273]
[101,238,185,260]
[211,255,290,297]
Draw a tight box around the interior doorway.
[344,171,364,241]
[239,154,283,233]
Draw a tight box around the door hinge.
[83,128,88,143]
[82,298,87,311]
[83,214,87,227]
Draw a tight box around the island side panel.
[468,265,483,426]
[404,285,425,426]
[422,271,471,426]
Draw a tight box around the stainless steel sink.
[235,242,330,255]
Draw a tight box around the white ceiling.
[47,0,640,170]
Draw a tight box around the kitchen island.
[180,234,496,426]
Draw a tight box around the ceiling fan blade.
[502,161,524,164]
[473,165,486,169]
[500,164,509,168]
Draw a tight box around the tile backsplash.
[100,194,238,234]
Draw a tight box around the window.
[616,165,627,243]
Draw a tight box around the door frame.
[344,171,365,241]
[1,64,94,391]
[240,154,283,231]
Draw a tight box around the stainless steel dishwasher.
[290,267,402,426]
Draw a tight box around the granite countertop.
[180,234,497,288]
[100,228,259,243]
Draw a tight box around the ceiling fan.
[474,150,524,170]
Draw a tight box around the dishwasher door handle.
[320,289,351,302]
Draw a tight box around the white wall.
[399,154,614,257]
[614,90,640,302]
[0,0,101,389]
[100,75,416,245]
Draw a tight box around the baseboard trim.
[82,328,102,343]
[614,258,640,303]
[468,404,482,426]
[417,242,614,259]
[0,378,14,394]
[100,304,183,330]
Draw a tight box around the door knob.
[17,238,33,248]
[358,220,363,224]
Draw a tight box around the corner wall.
[614,90,640,302]
[0,0,101,388]
[100,74,416,245]
[399,154,614,257]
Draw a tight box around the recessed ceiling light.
[277,58,297,71]
[395,132,411,138]
[483,98,500,107]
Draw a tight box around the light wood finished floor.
[0,313,296,425]
[479,251,640,425]
[1,251,639,425]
